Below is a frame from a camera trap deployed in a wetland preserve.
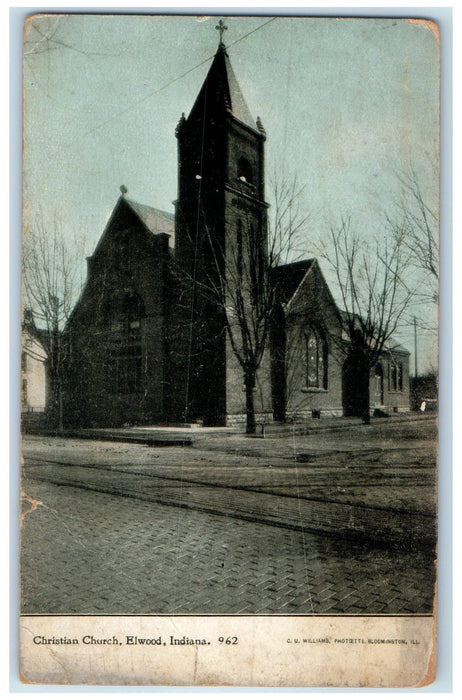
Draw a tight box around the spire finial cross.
[215,19,228,47]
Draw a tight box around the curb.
[23,413,436,444]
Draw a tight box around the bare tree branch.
[317,216,415,418]
[389,167,439,304]
[268,172,309,267]
[22,210,86,427]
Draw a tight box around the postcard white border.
[8,4,453,694]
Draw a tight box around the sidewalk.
[24,411,436,445]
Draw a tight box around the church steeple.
[173,33,269,425]
[175,37,267,262]
[185,34,259,133]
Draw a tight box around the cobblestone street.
[20,416,437,616]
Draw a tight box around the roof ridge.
[273,258,314,270]
[125,197,174,219]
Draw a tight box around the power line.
[78,17,278,142]
[225,17,277,51]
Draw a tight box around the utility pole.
[414,317,418,378]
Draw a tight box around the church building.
[63,32,410,429]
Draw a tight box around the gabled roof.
[188,45,258,132]
[271,259,315,306]
[339,310,410,355]
[68,195,175,327]
[125,198,174,238]
[91,196,175,260]
[383,340,410,356]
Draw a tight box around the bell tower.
[173,25,270,425]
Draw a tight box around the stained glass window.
[305,329,327,389]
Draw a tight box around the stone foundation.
[226,412,274,427]
[375,404,411,416]
[286,407,343,422]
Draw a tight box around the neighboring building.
[21,322,47,417]
[63,38,409,428]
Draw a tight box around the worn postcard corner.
[20,14,439,687]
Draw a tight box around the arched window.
[237,157,253,185]
[107,291,145,394]
[389,360,403,392]
[122,291,144,336]
[305,329,328,389]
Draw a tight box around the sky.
[22,13,440,371]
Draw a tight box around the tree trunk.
[46,368,64,431]
[362,376,371,424]
[244,372,256,435]
[342,351,370,420]
[58,380,64,433]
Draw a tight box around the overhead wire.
[78,17,278,143]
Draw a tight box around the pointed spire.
[186,35,259,133]
[175,112,186,137]
[256,117,266,139]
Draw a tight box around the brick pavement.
[20,419,437,616]
[20,479,435,616]
[24,459,434,546]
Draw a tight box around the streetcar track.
[23,458,436,517]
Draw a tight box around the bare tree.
[267,173,309,267]
[226,177,309,433]
[22,212,86,429]
[385,167,439,341]
[396,167,439,288]
[177,212,270,434]
[318,216,414,420]
[176,174,308,434]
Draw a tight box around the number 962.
[218,636,238,645]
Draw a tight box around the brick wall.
[283,261,345,419]
[64,202,171,427]
[370,353,410,414]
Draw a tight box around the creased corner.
[407,19,440,49]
